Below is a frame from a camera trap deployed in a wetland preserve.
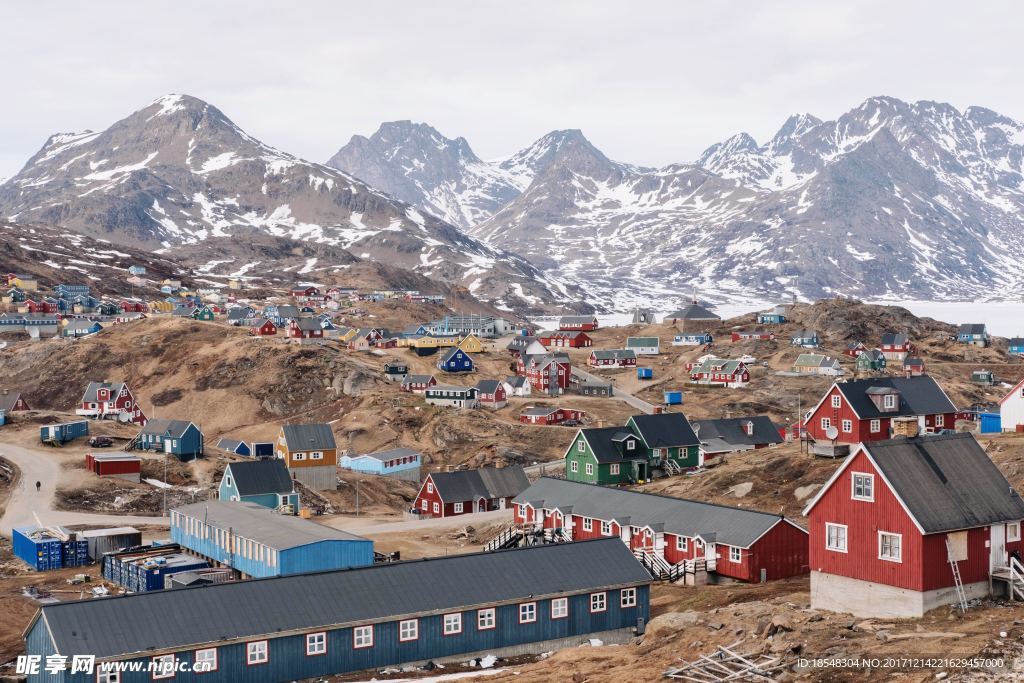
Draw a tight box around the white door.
[620,525,631,544]
[992,524,1007,569]
[164,440,173,454]
[498,497,506,510]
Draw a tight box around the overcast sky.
[1,1,1022,179]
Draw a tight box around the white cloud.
[1,0,1023,178]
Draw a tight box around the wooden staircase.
[633,548,683,582]
[483,525,523,552]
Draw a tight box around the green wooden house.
[194,306,216,321]
[564,413,700,485]
[855,348,887,372]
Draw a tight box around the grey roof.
[1009,338,1024,347]
[276,305,301,317]
[216,438,247,452]
[360,447,420,462]
[505,376,527,387]
[426,384,477,395]
[521,406,561,417]
[862,433,1024,533]
[0,391,25,413]
[514,478,800,549]
[174,501,366,551]
[281,423,336,451]
[591,349,636,361]
[692,416,783,449]
[428,466,529,502]
[292,317,322,331]
[834,376,956,419]
[139,419,196,438]
[476,379,502,394]
[666,303,720,321]
[958,323,987,335]
[629,413,700,449]
[880,332,909,346]
[578,426,646,464]
[225,460,294,496]
[440,346,467,362]
[626,337,660,347]
[903,357,925,367]
[34,539,648,659]
[80,381,127,403]
[506,335,537,349]
[791,329,819,340]
[558,315,597,324]
[64,319,99,331]
[239,317,273,327]
[402,374,435,385]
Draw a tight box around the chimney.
[596,419,607,428]
[892,417,919,439]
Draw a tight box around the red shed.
[519,406,585,426]
[557,315,599,332]
[88,453,142,483]
[511,478,808,583]
[803,433,1024,618]
[538,331,593,348]
[805,376,957,445]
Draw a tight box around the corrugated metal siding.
[63,590,647,683]
[809,450,925,590]
[280,540,374,576]
[25,618,64,683]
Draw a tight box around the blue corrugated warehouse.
[171,500,372,577]
[25,539,650,683]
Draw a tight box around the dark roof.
[402,374,435,384]
[429,466,529,502]
[691,416,784,448]
[35,539,648,659]
[0,391,25,413]
[880,332,909,346]
[791,329,819,339]
[591,349,636,360]
[578,426,645,464]
[139,419,196,438]
[514,478,800,549]
[505,376,527,387]
[903,357,925,367]
[1009,338,1024,347]
[863,433,1024,533]
[80,381,126,402]
[292,317,322,331]
[833,376,956,419]
[281,423,336,451]
[441,346,468,362]
[628,413,700,449]
[476,379,502,394]
[958,323,987,335]
[225,460,294,496]
[666,304,720,321]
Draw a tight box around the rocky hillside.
[329,97,1024,307]
[0,95,577,311]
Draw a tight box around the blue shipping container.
[13,526,70,571]
[39,420,89,444]
[980,413,1002,434]
[637,367,653,380]
[663,390,683,405]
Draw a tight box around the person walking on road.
[35,481,41,493]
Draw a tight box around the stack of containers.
[13,527,64,570]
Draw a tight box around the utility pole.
[355,479,360,517]
[162,454,168,517]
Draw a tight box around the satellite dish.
[825,426,839,441]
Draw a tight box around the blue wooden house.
[62,319,102,338]
[1008,337,1024,356]
[340,447,421,482]
[128,265,147,275]
[672,332,712,346]
[55,283,90,300]
[757,306,787,324]
[216,438,251,456]
[135,419,205,461]
[220,459,299,513]
[957,323,990,347]
[170,500,373,577]
[437,346,474,373]
[790,330,820,348]
[26,540,649,683]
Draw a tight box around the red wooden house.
[414,465,530,518]
[290,286,320,299]
[558,315,599,332]
[518,353,572,395]
[475,380,508,409]
[120,300,147,313]
[512,478,808,583]
[803,433,1024,618]
[400,374,437,393]
[588,349,637,368]
[0,390,30,412]
[519,406,585,426]
[285,318,324,343]
[880,332,915,361]
[538,330,593,348]
[844,342,868,358]
[26,299,59,314]
[76,381,147,425]
[805,376,957,445]
[248,318,277,336]
[730,330,775,342]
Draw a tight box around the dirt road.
[572,368,656,414]
[0,441,164,536]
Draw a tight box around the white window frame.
[570,460,578,473]
[620,587,637,608]
[825,523,848,553]
[585,463,594,476]
[577,440,586,452]
[883,394,896,409]
[152,654,176,680]
[454,502,463,514]
[601,520,612,536]
[878,531,902,563]
[676,536,688,552]
[353,625,374,649]
[420,499,428,511]
[936,415,944,428]
[582,518,593,532]
[820,417,831,430]
[519,602,537,623]
[306,631,327,656]
[426,482,434,494]
[246,640,268,665]
[869,419,880,433]
[851,473,874,502]
[399,618,419,642]
[551,597,568,619]
[590,591,607,613]
[831,395,841,408]
[194,647,217,673]
[477,608,496,630]
[841,419,853,433]
[729,546,742,563]
[96,669,121,683]
[443,612,462,635]
[433,502,440,514]
[610,463,620,475]
[1009,522,1021,543]
[626,439,636,450]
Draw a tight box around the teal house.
[219,459,300,513]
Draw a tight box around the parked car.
[738,354,757,364]
[562,419,581,427]
[88,436,113,448]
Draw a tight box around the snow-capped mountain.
[0,95,575,310]
[330,97,1024,306]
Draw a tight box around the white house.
[1000,378,1024,432]
[626,336,660,356]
